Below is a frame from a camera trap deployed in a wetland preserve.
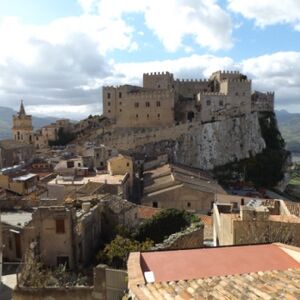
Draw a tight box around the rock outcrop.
[174,112,265,170]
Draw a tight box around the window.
[147,114,149,119]
[107,92,111,99]
[156,101,161,107]
[108,110,111,113]
[100,161,104,166]
[152,201,158,208]
[56,219,65,234]
[235,92,239,96]
[78,163,81,167]
[107,101,111,106]
[157,113,160,118]
[136,114,138,118]
[187,202,191,208]
[119,101,122,105]
[120,109,122,112]
[145,102,150,107]
[119,92,122,98]
[158,84,160,88]
[219,100,223,106]
[127,162,130,167]
[134,102,139,108]
[206,100,211,106]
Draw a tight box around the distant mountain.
[0,106,58,140]
[276,109,300,153]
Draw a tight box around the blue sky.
[0,0,299,119]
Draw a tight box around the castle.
[102,70,274,127]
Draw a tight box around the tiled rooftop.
[134,268,300,300]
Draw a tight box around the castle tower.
[12,100,33,144]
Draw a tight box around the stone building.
[12,101,34,145]
[0,140,35,169]
[0,165,39,195]
[213,199,300,247]
[102,70,274,127]
[141,164,225,213]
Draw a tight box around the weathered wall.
[153,223,204,250]
[233,220,300,246]
[142,185,215,214]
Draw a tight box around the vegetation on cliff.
[48,127,76,146]
[214,112,290,188]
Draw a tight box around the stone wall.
[98,112,265,170]
[153,222,204,250]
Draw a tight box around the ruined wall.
[153,223,204,250]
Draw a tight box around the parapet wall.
[100,121,198,150]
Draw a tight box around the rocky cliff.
[174,112,265,170]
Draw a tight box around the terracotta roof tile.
[133,268,300,300]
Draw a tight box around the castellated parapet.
[102,70,274,128]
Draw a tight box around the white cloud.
[79,0,233,51]
[114,54,235,85]
[228,0,300,29]
[240,51,300,106]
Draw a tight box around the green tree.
[135,208,195,244]
[99,235,153,269]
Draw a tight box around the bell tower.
[12,100,33,144]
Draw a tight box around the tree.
[134,208,196,244]
[99,235,153,269]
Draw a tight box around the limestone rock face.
[174,113,265,170]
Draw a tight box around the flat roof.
[140,244,300,282]
[13,173,37,181]
[48,173,126,186]
[1,211,33,228]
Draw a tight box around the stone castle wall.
[251,91,274,112]
[103,86,175,127]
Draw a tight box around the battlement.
[213,70,241,75]
[176,78,210,83]
[143,71,171,76]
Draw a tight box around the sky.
[0,0,299,119]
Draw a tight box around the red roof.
[141,244,300,282]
